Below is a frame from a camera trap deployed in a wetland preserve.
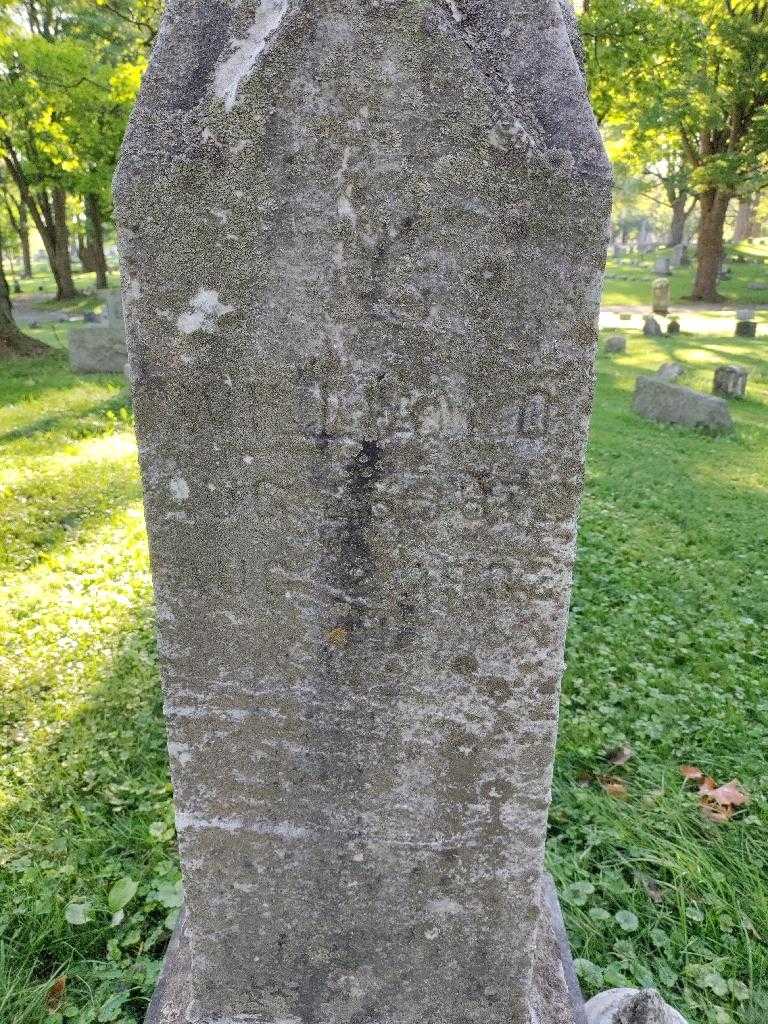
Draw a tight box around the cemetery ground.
[602,242,768,311]
[0,316,766,1024]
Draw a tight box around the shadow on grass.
[0,602,174,1024]
[0,393,131,445]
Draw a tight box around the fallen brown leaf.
[698,776,717,795]
[707,780,749,808]
[46,976,66,1012]
[679,765,704,781]
[699,800,733,823]
[600,777,628,799]
[606,745,634,766]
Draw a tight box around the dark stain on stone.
[171,1,234,112]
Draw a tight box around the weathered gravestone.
[652,277,670,315]
[69,289,127,373]
[604,334,626,354]
[653,256,670,276]
[735,307,757,339]
[670,244,686,269]
[643,314,663,337]
[655,362,684,383]
[115,3,614,1024]
[633,375,733,433]
[713,364,748,399]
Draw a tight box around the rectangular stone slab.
[115,2,611,1022]
[633,376,733,433]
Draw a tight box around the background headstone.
[115,3,611,1024]
[652,277,670,315]
[655,362,684,383]
[643,314,663,337]
[654,256,671,276]
[605,334,626,354]
[633,376,733,433]
[735,320,757,338]
[69,288,126,374]
[713,364,748,399]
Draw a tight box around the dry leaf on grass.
[46,976,66,1011]
[699,801,733,823]
[606,745,634,766]
[600,777,628,799]
[707,781,749,807]
[679,764,704,781]
[698,778,749,824]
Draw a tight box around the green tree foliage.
[0,0,146,297]
[582,0,768,301]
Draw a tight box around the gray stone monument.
[651,277,670,315]
[642,314,663,337]
[69,288,127,373]
[604,334,626,354]
[653,256,670,276]
[115,3,614,1023]
[735,307,757,339]
[633,376,733,433]
[713,364,748,399]
[655,362,684,383]
[670,244,684,269]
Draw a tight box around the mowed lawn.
[0,328,766,1024]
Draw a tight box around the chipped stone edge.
[145,882,588,1024]
[543,872,589,1024]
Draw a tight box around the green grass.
[0,330,767,1024]
[5,257,117,300]
[602,245,768,308]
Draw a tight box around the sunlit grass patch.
[0,331,766,1023]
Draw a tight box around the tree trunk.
[0,246,47,358]
[4,149,80,300]
[732,195,757,243]
[51,187,77,300]
[692,188,731,302]
[668,194,690,247]
[84,192,108,289]
[18,202,32,278]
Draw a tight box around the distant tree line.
[582,0,768,301]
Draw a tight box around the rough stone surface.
[642,315,662,337]
[666,318,679,337]
[735,320,757,338]
[146,879,590,1024]
[651,278,669,316]
[585,988,688,1024]
[735,307,754,322]
[633,375,733,433]
[655,362,684,383]
[713,364,748,399]
[604,334,626,353]
[115,3,611,1023]
[69,288,127,373]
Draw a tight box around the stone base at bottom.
[145,875,586,1024]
